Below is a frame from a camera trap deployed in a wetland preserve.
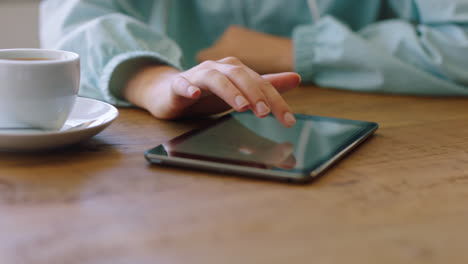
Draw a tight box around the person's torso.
[134,0,420,67]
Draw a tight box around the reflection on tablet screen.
[163,112,373,174]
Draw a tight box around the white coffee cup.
[0,49,80,130]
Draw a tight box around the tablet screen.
[150,112,377,176]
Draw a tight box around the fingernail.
[284,112,296,127]
[235,95,249,109]
[188,86,200,97]
[256,101,270,116]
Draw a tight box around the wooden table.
[1,86,468,264]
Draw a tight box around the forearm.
[268,37,294,73]
[196,26,294,74]
[252,34,293,73]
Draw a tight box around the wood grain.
[1,86,468,264]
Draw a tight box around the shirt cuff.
[292,16,351,83]
[99,51,182,107]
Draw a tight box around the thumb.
[166,75,202,115]
[262,72,301,94]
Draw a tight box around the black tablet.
[145,112,378,183]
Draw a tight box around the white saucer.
[0,97,118,151]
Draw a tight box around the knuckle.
[192,68,222,84]
[260,80,272,91]
[203,68,221,77]
[171,75,188,89]
[269,96,283,106]
[217,78,231,90]
[227,66,245,76]
[223,56,241,65]
[199,60,216,68]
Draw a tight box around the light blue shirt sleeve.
[293,0,468,95]
[40,0,182,106]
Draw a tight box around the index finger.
[217,57,296,127]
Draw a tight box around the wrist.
[123,65,180,110]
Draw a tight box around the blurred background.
[0,0,40,48]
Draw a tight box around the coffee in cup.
[0,49,80,130]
